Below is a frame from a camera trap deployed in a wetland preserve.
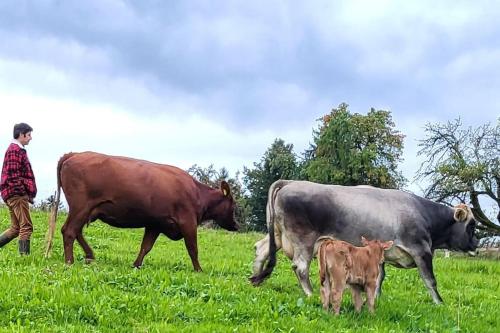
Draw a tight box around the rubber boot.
[19,239,30,255]
[0,232,15,248]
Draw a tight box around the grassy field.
[0,208,499,333]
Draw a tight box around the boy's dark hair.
[13,123,33,139]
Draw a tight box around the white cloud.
[444,48,500,81]
[0,91,311,202]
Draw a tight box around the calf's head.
[448,204,479,252]
[361,236,394,263]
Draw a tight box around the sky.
[0,0,499,204]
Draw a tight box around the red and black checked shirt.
[0,142,37,201]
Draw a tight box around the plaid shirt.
[0,142,37,201]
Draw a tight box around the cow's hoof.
[249,276,261,286]
[84,258,94,264]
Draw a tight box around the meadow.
[0,208,499,333]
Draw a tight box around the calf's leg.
[332,280,345,315]
[320,271,331,310]
[365,282,377,313]
[351,285,364,313]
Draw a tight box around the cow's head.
[447,204,479,252]
[213,181,239,231]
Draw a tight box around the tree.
[188,164,224,189]
[243,138,299,231]
[303,103,406,188]
[187,164,251,230]
[35,193,65,212]
[416,118,500,234]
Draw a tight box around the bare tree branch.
[415,118,500,234]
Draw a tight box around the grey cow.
[249,180,478,304]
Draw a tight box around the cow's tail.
[45,153,74,258]
[250,179,292,286]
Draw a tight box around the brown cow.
[317,236,393,315]
[45,151,239,270]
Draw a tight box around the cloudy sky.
[0,0,499,202]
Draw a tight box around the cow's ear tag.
[220,181,231,197]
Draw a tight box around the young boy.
[0,123,37,255]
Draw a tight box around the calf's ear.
[383,241,394,250]
[220,181,232,197]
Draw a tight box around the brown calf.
[317,236,393,315]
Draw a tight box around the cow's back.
[60,152,199,219]
[275,181,452,245]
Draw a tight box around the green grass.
[0,208,499,332]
